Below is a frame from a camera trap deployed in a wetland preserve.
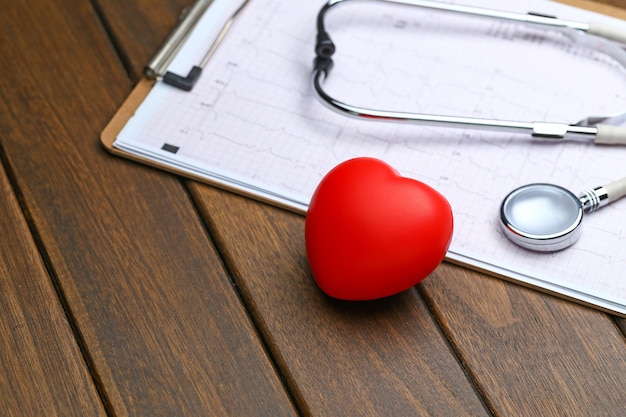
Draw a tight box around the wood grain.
[92,0,189,81]
[421,264,626,416]
[0,162,106,416]
[0,0,296,415]
[3,0,624,416]
[193,183,626,416]
[192,185,491,417]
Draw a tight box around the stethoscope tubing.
[312,70,601,141]
[313,0,626,144]
[319,0,589,31]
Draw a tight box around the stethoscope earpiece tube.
[588,21,626,45]
[594,124,626,145]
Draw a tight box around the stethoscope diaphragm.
[500,183,584,252]
[500,177,626,251]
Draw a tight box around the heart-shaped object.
[305,157,453,300]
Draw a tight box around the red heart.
[305,157,453,300]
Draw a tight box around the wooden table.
[2,0,626,415]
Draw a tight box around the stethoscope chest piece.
[500,183,584,252]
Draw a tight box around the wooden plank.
[421,264,626,416]
[192,186,492,416]
[0,164,106,416]
[92,0,188,81]
[0,0,297,416]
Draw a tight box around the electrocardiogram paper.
[114,0,626,315]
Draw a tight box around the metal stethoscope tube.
[312,0,626,144]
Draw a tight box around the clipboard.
[103,0,248,189]
[101,0,305,210]
[101,0,626,317]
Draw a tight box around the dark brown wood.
[92,0,189,81]
[0,164,106,416]
[193,183,626,416]
[3,0,626,416]
[421,264,626,416]
[0,0,296,416]
[192,185,492,416]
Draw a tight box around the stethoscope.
[312,0,626,251]
[313,0,626,144]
